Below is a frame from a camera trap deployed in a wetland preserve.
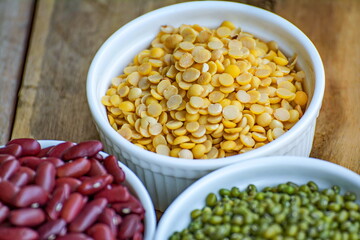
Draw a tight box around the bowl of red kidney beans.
[0,138,156,240]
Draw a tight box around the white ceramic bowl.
[39,140,156,240]
[155,156,360,239]
[87,1,325,211]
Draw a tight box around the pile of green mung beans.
[169,181,360,240]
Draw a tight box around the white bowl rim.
[87,1,325,169]
[37,140,157,240]
[155,156,360,237]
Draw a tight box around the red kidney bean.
[36,146,53,158]
[62,140,103,161]
[47,141,75,158]
[0,227,39,240]
[82,196,89,205]
[9,208,45,227]
[103,156,125,184]
[135,221,144,233]
[57,158,91,178]
[94,184,130,203]
[42,156,64,167]
[0,181,19,204]
[7,138,41,156]
[9,171,31,187]
[61,193,87,223]
[87,158,107,177]
[55,177,82,192]
[18,156,42,170]
[0,203,9,223]
[92,153,104,161]
[37,218,66,240]
[112,195,145,215]
[14,185,48,207]
[46,184,71,220]
[133,231,143,240]
[18,166,36,181]
[0,159,20,180]
[0,144,22,157]
[56,233,93,240]
[35,161,56,192]
[79,176,91,182]
[77,174,113,195]
[135,232,144,240]
[98,208,121,237]
[69,198,108,233]
[59,225,68,236]
[87,223,114,240]
[0,154,16,164]
[117,214,141,240]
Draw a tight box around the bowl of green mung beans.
[155,156,360,239]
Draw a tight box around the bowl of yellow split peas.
[87,1,325,211]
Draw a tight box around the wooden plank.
[0,0,35,143]
[274,0,360,174]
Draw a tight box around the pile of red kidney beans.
[0,138,145,240]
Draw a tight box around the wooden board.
[274,0,360,173]
[0,0,35,143]
[7,0,360,175]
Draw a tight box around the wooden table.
[1,0,359,177]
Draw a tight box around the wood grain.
[0,0,34,143]
[274,0,360,173]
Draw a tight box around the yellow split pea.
[102,21,308,159]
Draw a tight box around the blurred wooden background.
[0,0,359,174]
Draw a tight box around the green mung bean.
[169,181,360,240]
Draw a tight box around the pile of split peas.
[101,21,308,159]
